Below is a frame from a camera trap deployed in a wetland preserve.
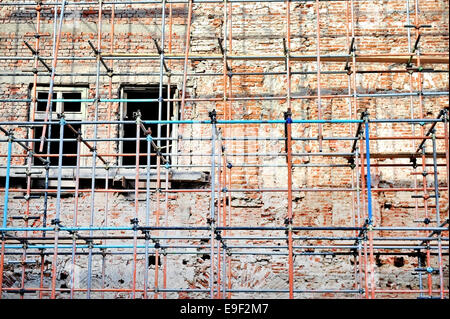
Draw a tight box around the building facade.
[0,0,448,299]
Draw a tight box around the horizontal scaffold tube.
[0,226,447,232]
[0,118,445,126]
[0,91,449,104]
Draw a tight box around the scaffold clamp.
[209,109,217,124]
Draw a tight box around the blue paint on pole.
[2,137,12,228]
[364,117,373,224]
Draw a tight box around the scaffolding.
[0,0,448,299]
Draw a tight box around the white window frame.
[33,86,89,166]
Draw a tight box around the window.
[119,86,176,167]
[32,87,87,166]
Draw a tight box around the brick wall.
[0,0,448,298]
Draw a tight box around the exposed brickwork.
[0,0,448,299]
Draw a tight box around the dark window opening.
[36,92,56,112]
[33,122,81,166]
[122,88,174,166]
[62,92,82,112]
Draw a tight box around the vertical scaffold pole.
[364,112,376,299]
[70,130,81,299]
[226,1,233,299]
[431,130,444,299]
[285,110,294,299]
[87,0,103,299]
[131,112,141,299]
[0,133,12,298]
[285,0,294,299]
[2,135,12,229]
[180,0,193,121]
[364,115,373,224]
[315,0,323,151]
[157,0,167,298]
[39,0,66,153]
[144,133,152,299]
[209,109,217,299]
[0,233,4,299]
[50,115,65,299]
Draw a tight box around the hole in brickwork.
[350,257,359,266]
[293,196,303,203]
[375,254,383,267]
[200,254,210,261]
[148,255,162,267]
[171,180,209,189]
[60,283,69,292]
[393,257,405,268]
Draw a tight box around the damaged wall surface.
[0,0,448,299]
